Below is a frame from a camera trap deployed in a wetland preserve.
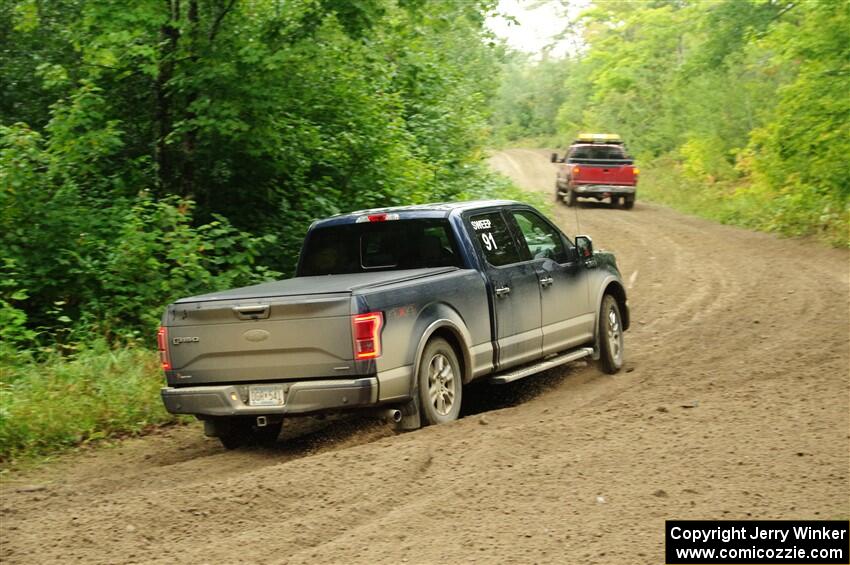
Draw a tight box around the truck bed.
[164,267,459,386]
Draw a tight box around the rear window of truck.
[298,219,462,276]
[568,145,626,160]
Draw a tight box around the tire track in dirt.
[1,149,847,565]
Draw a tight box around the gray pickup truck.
[159,200,629,448]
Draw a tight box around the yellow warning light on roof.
[576,133,622,143]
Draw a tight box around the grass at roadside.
[640,157,848,247]
[0,341,183,466]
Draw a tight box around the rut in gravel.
[2,149,847,565]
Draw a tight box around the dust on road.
[2,149,848,564]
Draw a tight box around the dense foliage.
[0,340,181,461]
[494,0,849,245]
[0,0,516,461]
[0,0,506,352]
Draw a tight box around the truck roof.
[312,199,519,228]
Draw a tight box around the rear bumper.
[161,377,379,417]
[573,184,636,196]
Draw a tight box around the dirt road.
[2,149,848,564]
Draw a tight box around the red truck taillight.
[572,166,581,175]
[356,213,400,223]
[352,312,383,360]
[157,327,172,371]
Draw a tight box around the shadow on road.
[461,363,583,417]
[557,199,639,211]
[239,364,585,456]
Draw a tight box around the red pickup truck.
[551,134,639,209]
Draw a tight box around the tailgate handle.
[232,305,270,320]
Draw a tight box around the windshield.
[297,219,462,276]
[568,145,627,160]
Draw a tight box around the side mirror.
[575,235,594,261]
[550,152,559,163]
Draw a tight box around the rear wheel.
[252,421,283,446]
[623,196,635,210]
[217,418,252,449]
[216,417,282,449]
[418,338,463,425]
[566,189,577,207]
[596,294,624,374]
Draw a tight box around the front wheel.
[596,294,624,374]
[418,338,463,425]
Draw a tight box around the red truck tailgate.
[574,163,635,185]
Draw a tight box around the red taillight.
[352,312,383,360]
[356,213,400,223]
[572,166,581,175]
[157,327,171,371]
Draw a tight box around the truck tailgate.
[575,163,634,185]
[165,293,353,384]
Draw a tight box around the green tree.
[0,0,508,345]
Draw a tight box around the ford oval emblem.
[243,329,270,342]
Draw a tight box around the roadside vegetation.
[0,342,183,462]
[0,0,517,465]
[492,0,849,246]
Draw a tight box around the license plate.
[248,385,285,406]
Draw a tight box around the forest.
[493,0,848,246]
[1,0,847,461]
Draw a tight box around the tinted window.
[568,145,626,160]
[298,219,461,276]
[468,212,522,267]
[511,210,567,262]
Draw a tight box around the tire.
[613,196,622,208]
[566,189,577,207]
[417,337,463,425]
[216,418,282,449]
[624,196,635,210]
[596,294,624,374]
[217,418,252,450]
[251,421,283,446]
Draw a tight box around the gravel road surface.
[2,149,848,564]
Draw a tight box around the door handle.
[232,305,270,320]
[539,276,554,287]
[495,286,511,297]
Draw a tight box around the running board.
[489,347,594,385]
